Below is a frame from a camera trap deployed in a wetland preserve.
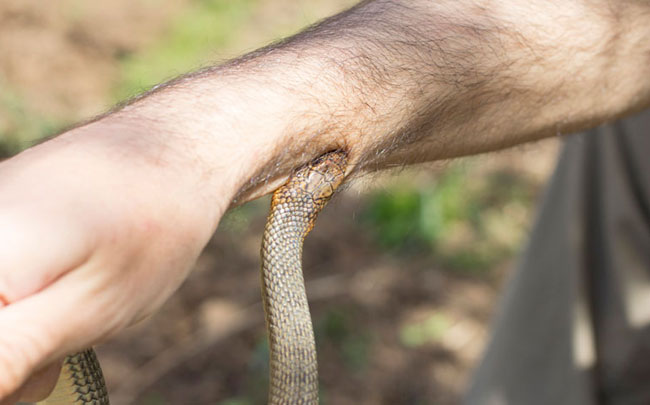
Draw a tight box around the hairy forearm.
[69,0,650,213]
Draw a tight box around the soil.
[0,1,559,404]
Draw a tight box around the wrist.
[106,51,362,207]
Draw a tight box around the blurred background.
[1,0,560,404]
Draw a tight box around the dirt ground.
[0,1,559,404]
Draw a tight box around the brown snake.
[39,150,348,405]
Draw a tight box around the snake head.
[300,150,348,204]
[270,150,348,233]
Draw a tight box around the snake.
[39,150,348,405]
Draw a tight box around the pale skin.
[1,0,649,402]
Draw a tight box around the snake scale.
[39,150,348,405]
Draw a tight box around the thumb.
[0,208,92,304]
[15,362,62,403]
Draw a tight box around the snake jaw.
[272,151,347,214]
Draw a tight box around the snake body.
[38,349,108,404]
[261,151,347,404]
[40,151,347,405]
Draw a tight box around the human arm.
[2,0,650,401]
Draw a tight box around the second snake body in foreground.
[261,151,348,404]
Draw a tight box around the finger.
[0,263,119,400]
[0,210,92,304]
[0,390,20,405]
[18,361,62,402]
[0,297,21,405]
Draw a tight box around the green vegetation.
[116,0,259,100]
[363,162,534,273]
[220,197,270,234]
[318,308,372,372]
[218,399,252,405]
[1,0,265,154]
[140,391,168,405]
[241,337,270,405]
[399,313,450,347]
[0,83,61,156]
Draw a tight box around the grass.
[115,0,259,101]
[318,308,372,372]
[220,197,270,234]
[399,313,451,348]
[0,82,61,156]
[1,0,263,153]
[362,162,535,274]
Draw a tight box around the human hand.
[0,126,229,402]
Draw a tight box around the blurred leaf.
[399,313,450,348]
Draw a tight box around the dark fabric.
[465,109,650,405]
